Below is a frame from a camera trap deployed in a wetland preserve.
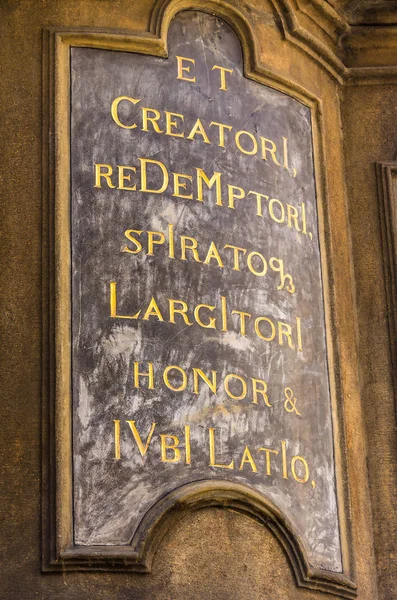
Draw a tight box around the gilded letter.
[160,434,181,463]
[196,168,223,206]
[212,65,233,91]
[142,297,164,321]
[210,121,232,147]
[209,428,234,469]
[94,163,115,189]
[235,130,258,155]
[122,229,143,254]
[126,420,156,457]
[224,373,247,401]
[169,299,193,326]
[114,420,120,460]
[111,96,140,129]
[239,446,258,472]
[163,365,187,392]
[139,158,169,194]
[147,230,165,255]
[251,378,271,407]
[117,165,137,191]
[142,107,163,133]
[133,362,154,389]
[291,455,309,483]
[176,55,196,82]
[187,118,211,144]
[194,304,216,329]
[193,368,217,394]
[258,447,279,476]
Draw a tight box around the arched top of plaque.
[150,0,348,84]
[45,4,355,598]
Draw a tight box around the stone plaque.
[70,11,341,571]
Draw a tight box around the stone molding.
[42,6,357,597]
[376,162,397,416]
[153,0,397,82]
[40,1,396,597]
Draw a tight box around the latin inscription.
[70,11,341,571]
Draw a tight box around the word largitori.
[110,285,303,353]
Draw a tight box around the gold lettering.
[247,251,267,277]
[291,455,309,483]
[260,137,281,165]
[139,158,169,193]
[180,235,201,262]
[248,191,269,217]
[147,230,165,255]
[254,317,276,341]
[165,111,184,137]
[126,420,156,457]
[220,295,228,332]
[239,446,258,472]
[227,184,245,209]
[111,96,140,129]
[117,165,137,190]
[187,118,211,144]
[224,244,246,270]
[168,223,175,258]
[235,130,258,155]
[281,440,288,479]
[287,204,300,231]
[269,257,295,294]
[173,172,193,199]
[160,434,181,463]
[168,299,193,326]
[185,425,191,465]
[142,107,163,133]
[122,229,143,254]
[231,310,251,336]
[212,65,233,90]
[258,447,279,475]
[194,304,216,329]
[196,168,223,206]
[278,322,294,350]
[193,368,217,394]
[114,420,120,460]
[203,241,224,267]
[133,362,154,389]
[163,365,187,392]
[210,121,232,147]
[109,281,141,319]
[269,198,285,223]
[94,163,115,188]
[209,428,234,469]
[142,297,164,321]
[284,387,301,415]
[176,55,196,82]
[251,378,271,406]
[224,373,247,400]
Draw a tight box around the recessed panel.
[70,11,341,572]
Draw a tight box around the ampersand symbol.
[284,387,301,415]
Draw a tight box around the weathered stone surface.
[70,11,341,571]
[4,0,397,597]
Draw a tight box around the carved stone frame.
[41,2,357,597]
[376,162,397,412]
